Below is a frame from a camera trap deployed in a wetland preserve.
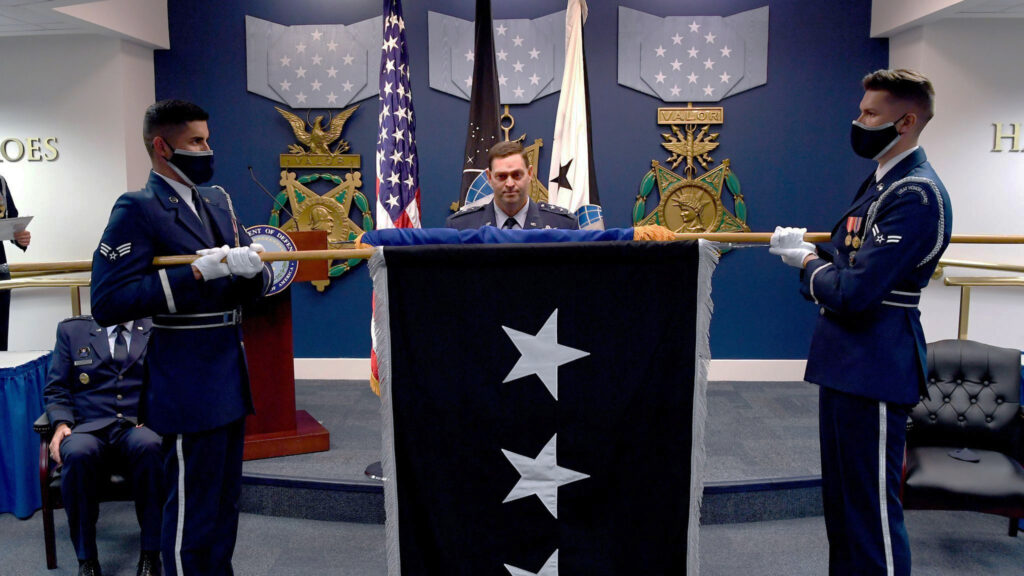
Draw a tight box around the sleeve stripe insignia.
[99,242,132,261]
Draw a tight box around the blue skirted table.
[0,351,51,518]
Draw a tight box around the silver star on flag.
[502,309,589,401]
[502,435,589,519]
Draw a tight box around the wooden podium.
[241,230,331,460]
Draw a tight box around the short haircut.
[862,69,935,123]
[487,140,530,170]
[142,99,209,156]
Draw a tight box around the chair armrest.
[34,412,52,436]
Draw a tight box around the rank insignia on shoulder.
[99,242,132,262]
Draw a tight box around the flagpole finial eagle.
[276,105,359,155]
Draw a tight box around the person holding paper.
[0,174,31,351]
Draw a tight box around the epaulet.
[451,204,486,217]
[537,202,573,217]
[58,315,93,325]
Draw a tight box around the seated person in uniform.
[43,315,161,576]
[447,140,578,230]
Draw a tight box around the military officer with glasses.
[91,99,271,576]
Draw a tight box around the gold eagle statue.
[661,124,720,178]
[276,104,359,155]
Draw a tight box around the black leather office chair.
[902,339,1024,536]
[34,413,132,570]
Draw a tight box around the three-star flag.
[372,239,714,574]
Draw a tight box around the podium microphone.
[248,166,294,220]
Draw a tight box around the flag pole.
[20,233,1024,273]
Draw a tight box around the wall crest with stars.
[618,6,769,103]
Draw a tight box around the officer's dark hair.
[487,140,530,170]
[862,69,935,124]
[143,99,209,157]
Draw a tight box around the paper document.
[0,216,32,242]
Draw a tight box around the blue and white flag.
[245,15,381,108]
[618,6,769,103]
[548,0,602,229]
[428,10,566,105]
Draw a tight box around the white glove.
[193,245,230,281]
[226,245,264,278]
[769,226,816,268]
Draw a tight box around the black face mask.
[850,113,906,160]
[167,149,214,186]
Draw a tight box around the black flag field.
[371,240,717,575]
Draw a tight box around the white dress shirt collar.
[493,198,530,229]
[876,146,919,183]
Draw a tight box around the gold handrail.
[0,276,91,316]
[937,259,1024,274]
[942,276,1024,339]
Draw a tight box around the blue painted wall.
[155,0,887,359]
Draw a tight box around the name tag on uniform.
[74,358,93,366]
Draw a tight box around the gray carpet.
[2,503,1021,575]
[243,380,822,484]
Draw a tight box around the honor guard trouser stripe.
[174,435,186,575]
[877,403,895,576]
[159,269,177,313]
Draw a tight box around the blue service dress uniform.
[90,171,271,576]
[0,175,29,350]
[446,199,579,230]
[800,148,952,576]
[43,316,161,562]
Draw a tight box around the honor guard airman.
[91,100,272,576]
[770,70,952,576]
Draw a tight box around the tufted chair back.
[907,339,1023,456]
[902,339,1024,538]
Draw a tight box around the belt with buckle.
[881,290,920,309]
[152,309,241,330]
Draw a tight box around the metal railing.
[935,259,1024,339]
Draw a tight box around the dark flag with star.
[458,0,502,207]
[371,239,717,575]
[375,0,420,229]
[548,0,602,229]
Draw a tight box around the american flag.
[375,0,420,229]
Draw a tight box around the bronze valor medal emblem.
[633,105,749,250]
[268,104,374,291]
